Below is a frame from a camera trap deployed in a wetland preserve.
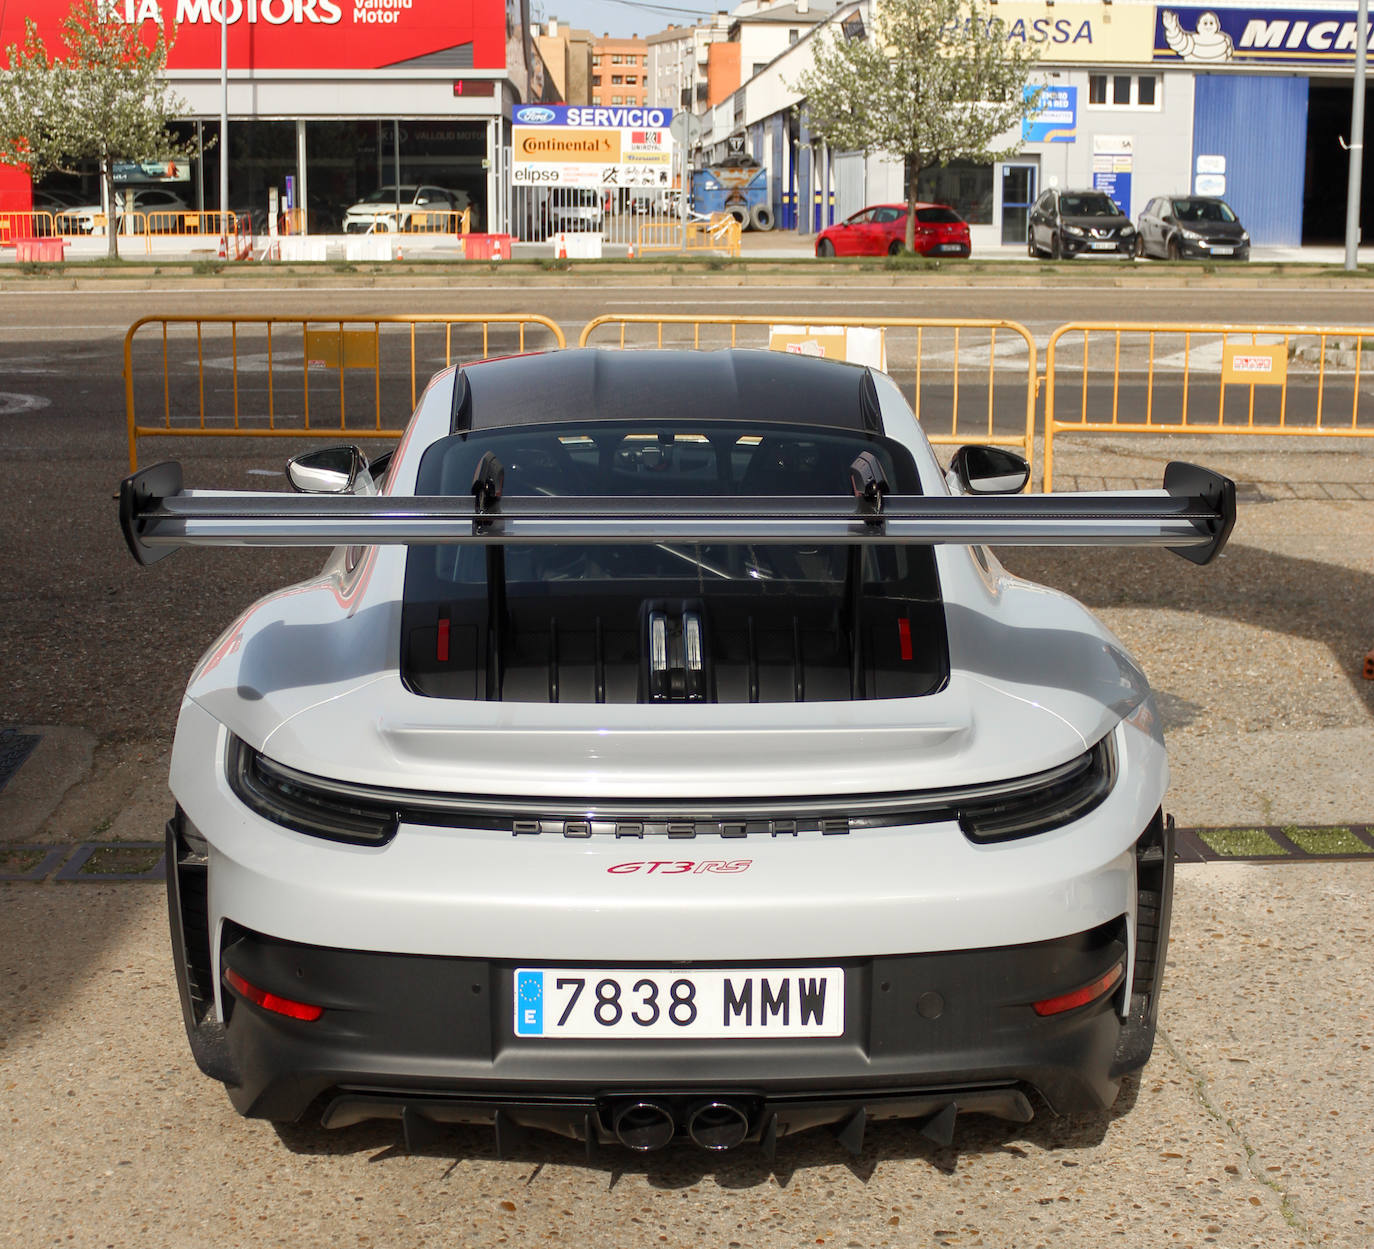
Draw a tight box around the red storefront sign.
[0,0,506,72]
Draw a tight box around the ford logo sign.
[517,107,556,124]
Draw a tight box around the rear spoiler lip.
[120,460,1237,567]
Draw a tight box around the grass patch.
[1281,825,1372,855]
[77,845,163,876]
[0,847,45,874]
[1199,828,1283,857]
[191,259,224,275]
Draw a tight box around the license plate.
[1090,240,1118,250]
[935,243,963,253]
[1211,245,1234,255]
[514,967,845,1039]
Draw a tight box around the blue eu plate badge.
[516,970,544,1035]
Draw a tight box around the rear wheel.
[888,240,904,256]
[816,238,835,259]
[1027,231,1038,258]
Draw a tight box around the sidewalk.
[8,228,1372,266]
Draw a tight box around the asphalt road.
[2,275,1373,1248]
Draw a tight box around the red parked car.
[814,202,971,259]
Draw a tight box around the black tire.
[1134,233,1146,259]
[726,204,749,228]
[888,240,904,256]
[1050,232,1063,261]
[1028,231,1038,258]
[1167,237,1181,261]
[749,203,774,232]
[816,238,835,259]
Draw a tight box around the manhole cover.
[0,728,41,792]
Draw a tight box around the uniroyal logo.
[106,0,344,25]
[607,860,752,875]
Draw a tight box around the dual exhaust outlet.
[611,1098,752,1152]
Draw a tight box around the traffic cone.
[217,235,227,259]
[557,234,567,261]
[627,242,636,260]
[494,237,505,261]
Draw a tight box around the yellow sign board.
[305,329,379,370]
[1222,343,1288,386]
[768,325,887,370]
[937,2,1157,64]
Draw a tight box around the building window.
[1088,73,1161,109]
[612,54,622,63]
[788,28,799,43]
[625,75,637,84]
[914,158,993,225]
[612,75,623,84]
[753,62,766,76]
[612,95,622,104]
[592,55,601,65]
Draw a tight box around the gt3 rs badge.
[607,860,752,875]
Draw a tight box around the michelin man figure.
[1162,10,1235,62]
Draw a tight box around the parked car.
[342,185,470,233]
[1028,188,1136,259]
[815,203,971,258]
[549,187,604,233]
[59,187,191,234]
[1135,195,1250,261]
[119,347,1236,1155]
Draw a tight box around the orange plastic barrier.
[13,237,65,261]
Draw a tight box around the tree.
[795,0,1042,253]
[0,0,197,258]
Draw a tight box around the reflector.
[1033,962,1124,1017]
[224,967,324,1022]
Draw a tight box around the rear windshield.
[915,207,962,224]
[401,421,948,703]
[1060,194,1120,217]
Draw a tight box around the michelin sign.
[1155,7,1374,64]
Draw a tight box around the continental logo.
[515,130,621,161]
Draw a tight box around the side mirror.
[950,445,1030,495]
[286,445,369,494]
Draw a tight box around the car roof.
[453,348,882,434]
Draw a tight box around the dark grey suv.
[1135,195,1250,261]
[1028,189,1135,260]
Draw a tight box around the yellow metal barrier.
[578,314,1038,472]
[636,213,741,257]
[139,209,237,237]
[1043,321,1374,491]
[1,210,58,241]
[125,314,568,470]
[351,207,471,234]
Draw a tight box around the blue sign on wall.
[1023,85,1077,143]
[1093,170,1132,220]
[1155,7,1374,65]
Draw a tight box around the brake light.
[224,967,324,1021]
[1032,962,1124,1017]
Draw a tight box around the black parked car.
[1135,195,1250,261]
[1028,188,1135,260]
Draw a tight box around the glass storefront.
[915,160,994,226]
[37,118,493,234]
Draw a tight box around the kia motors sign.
[0,0,507,72]
[512,105,673,189]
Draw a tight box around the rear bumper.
[181,903,1137,1137]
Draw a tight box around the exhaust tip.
[612,1101,676,1152]
[687,1100,750,1151]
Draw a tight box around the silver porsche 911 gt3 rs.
[120,347,1234,1156]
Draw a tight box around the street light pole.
[217,0,228,254]
[1344,0,1368,270]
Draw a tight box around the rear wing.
[120,459,1235,568]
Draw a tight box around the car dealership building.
[0,0,541,234]
[712,0,1374,248]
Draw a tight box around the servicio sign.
[512,105,674,190]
